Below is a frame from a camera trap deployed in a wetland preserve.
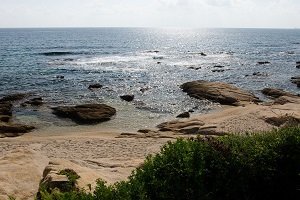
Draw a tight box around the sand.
[0,96,300,199]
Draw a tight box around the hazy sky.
[0,0,299,28]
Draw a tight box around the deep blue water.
[0,28,299,131]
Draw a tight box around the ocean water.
[0,28,299,132]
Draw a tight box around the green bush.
[40,126,300,200]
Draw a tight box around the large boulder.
[262,88,299,98]
[0,124,35,137]
[52,104,116,124]
[181,80,260,105]
[0,93,28,102]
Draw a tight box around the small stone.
[56,75,64,79]
[88,83,103,90]
[120,95,134,102]
[176,112,190,118]
[257,61,270,65]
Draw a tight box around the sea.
[0,28,299,133]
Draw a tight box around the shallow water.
[0,28,299,132]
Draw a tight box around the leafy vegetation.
[39,127,300,200]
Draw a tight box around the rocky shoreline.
[0,79,300,199]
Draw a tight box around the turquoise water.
[0,28,299,132]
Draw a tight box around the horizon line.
[0,26,299,30]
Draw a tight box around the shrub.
[39,126,300,200]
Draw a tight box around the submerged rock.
[0,93,28,102]
[213,65,225,68]
[52,104,116,124]
[88,83,103,90]
[257,61,270,65]
[21,97,43,107]
[252,72,268,77]
[211,69,225,73]
[120,95,134,102]
[56,75,64,79]
[181,80,260,105]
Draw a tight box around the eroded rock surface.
[181,80,260,105]
[52,104,116,124]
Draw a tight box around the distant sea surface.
[0,28,299,132]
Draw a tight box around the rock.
[252,72,268,76]
[88,83,103,90]
[188,66,201,70]
[39,167,80,194]
[296,65,300,69]
[264,115,300,127]
[140,87,150,93]
[157,119,205,132]
[21,97,43,107]
[262,88,298,98]
[181,80,260,105]
[213,65,225,68]
[176,112,190,118]
[137,129,152,134]
[153,56,163,60]
[273,96,300,105]
[56,75,64,79]
[257,61,270,65]
[296,61,300,65]
[157,62,161,64]
[290,76,300,87]
[0,124,35,136]
[0,93,28,102]
[0,116,10,122]
[200,52,207,56]
[0,102,13,116]
[178,126,200,134]
[120,95,134,102]
[52,104,116,124]
[212,69,225,73]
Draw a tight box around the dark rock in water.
[120,95,134,102]
[41,52,73,56]
[88,83,103,90]
[290,76,300,87]
[153,56,163,60]
[188,66,201,70]
[212,69,225,73]
[200,52,207,56]
[181,80,260,106]
[140,87,150,93]
[0,124,35,135]
[0,102,13,116]
[52,104,116,124]
[296,61,300,65]
[213,65,225,68]
[0,93,28,102]
[56,75,64,79]
[262,88,298,98]
[257,61,270,65]
[157,62,161,64]
[176,112,190,118]
[252,72,268,77]
[21,97,43,107]
[296,65,300,69]
[147,50,159,53]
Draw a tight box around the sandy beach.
[1,93,300,199]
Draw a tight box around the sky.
[0,0,299,28]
